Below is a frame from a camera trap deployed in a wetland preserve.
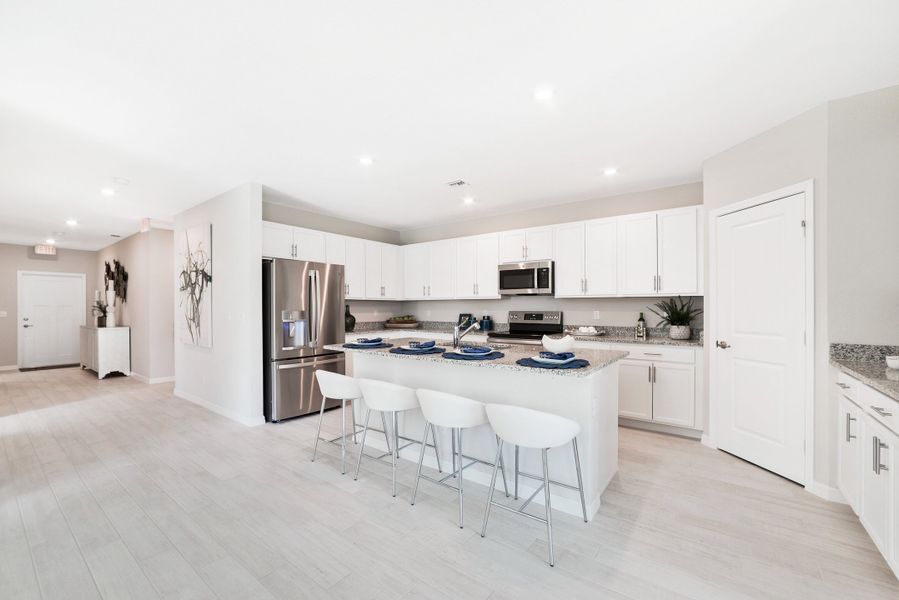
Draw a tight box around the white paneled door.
[714,192,807,484]
[18,271,86,368]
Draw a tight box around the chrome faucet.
[453,320,481,349]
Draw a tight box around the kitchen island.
[325,338,627,519]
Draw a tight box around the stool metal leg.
[311,395,328,462]
[340,399,347,474]
[542,448,554,567]
[391,412,399,497]
[353,408,372,480]
[514,445,520,499]
[480,440,504,538]
[431,424,443,473]
[457,428,464,528]
[380,412,392,455]
[451,431,457,478]
[410,422,430,505]
[351,399,358,444]
[572,438,587,523]
[497,435,509,498]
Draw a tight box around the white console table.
[80,326,131,379]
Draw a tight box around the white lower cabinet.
[618,359,653,421]
[835,369,898,578]
[80,326,131,379]
[651,361,695,428]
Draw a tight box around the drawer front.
[862,384,899,434]
[836,371,860,404]
[608,344,696,364]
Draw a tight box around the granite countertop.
[347,327,702,348]
[831,358,899,403]
[326,337,628,378]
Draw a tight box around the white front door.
[714,192,807,483]
[18,271,86,368]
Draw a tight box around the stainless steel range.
[486,311,563,346]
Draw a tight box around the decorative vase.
[344,304,356,332]
[669,325,691,340]
[97,315,107,328]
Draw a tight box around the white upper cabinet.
[456,234,499,299]
[262,222,295,259]
[584,218,617,296]
[617,213,659,295]
[657,206,699,295]
[325,233,346,265]
[475,235,500,298]
[553,222,586,297]
[499,227,553,263]
[427,239,456,299]
[262,221,325,262]
[344,237,365,299]
[364,241,400,299]
[403,243,429,300]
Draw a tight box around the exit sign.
[34,244,57,256]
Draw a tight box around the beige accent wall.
[0,243,97,367]
[827,85,899,345]
[96,228,175,381]
[400,182,702,244]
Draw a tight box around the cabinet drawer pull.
[871,406,893,418]
[835,382,851,390]
[845,413,856,442]
[643,352,662,356]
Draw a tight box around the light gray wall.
[148,229,175,380]
[0,243,97,367]
[174,183,264,425]
[703,104,832,487]
[400,182,702,244]
[827,85,899,345]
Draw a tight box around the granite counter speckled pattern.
[831,359,899,403]
[325,337,628,378]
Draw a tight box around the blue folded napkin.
[355,337,383,344]
[460,346,492,354]
[343,342,392,349]
[443,351,504,361]
[516,357,590,370]
[539,351,575,360]
[408,340,436,349]
[390,346,445,355]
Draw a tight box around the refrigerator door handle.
[277,356,343,370]
[308,269,321,347]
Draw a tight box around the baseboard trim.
[618,418,702,440]
[806,481,846,504]
[0,364,19,372]
[132,372,175,385]
[700,434,717,449]
[173,388,265,427]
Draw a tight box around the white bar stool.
[410,389,508,528]
[480,404,588,567]
[313,370,368,474]
[355,378,421,497]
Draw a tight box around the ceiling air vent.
[447,179,467,187]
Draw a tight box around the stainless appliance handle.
[308,270,321,347]
[278,356,344,370]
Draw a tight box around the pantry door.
[18,271,86,368]
[712,189,810,484]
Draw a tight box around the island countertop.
[325,337,628,378]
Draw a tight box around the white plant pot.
[669,326,691,340]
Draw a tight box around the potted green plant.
[92,300,108,328]
[647,296,702,340]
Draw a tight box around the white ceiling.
[1,1,898,250]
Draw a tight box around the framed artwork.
[177,223,213,347]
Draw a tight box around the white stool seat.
[485,404,580,449]
[417,389,488,429]
[315,369,362,401]
[357,378,419,412]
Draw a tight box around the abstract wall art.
[177,223,213,347]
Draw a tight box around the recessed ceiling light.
[66,219,78,226]
[463,195,475,205]
[603,167,618,176]
[534,85,554,103]
[359,156,373,166]
[101,187,116,196]
[45,238,56,244]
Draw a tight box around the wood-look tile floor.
[1,368,897,599]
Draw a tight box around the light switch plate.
[0,311,7,318]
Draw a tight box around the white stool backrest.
[485,404,580,449]
[315,370,361,401]
[416,389,488,429]
[357,378,419,412]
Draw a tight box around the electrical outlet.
[592,310,601,320]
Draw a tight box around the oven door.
[498,262,553,295]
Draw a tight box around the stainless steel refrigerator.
[263,258,345,422]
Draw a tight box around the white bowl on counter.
[542,334,574,354]
[887,356,899,370]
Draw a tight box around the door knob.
[23,324,33,328]
[716,340,730,349]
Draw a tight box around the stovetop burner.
[486,311,563,345]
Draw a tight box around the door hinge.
[801,220,806,236]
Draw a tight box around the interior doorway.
[17,271,86,369]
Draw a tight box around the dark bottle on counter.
[344,304,356,332]
[635,312,647,341]
[480,315,493,332]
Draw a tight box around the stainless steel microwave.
[498,261,554,295]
